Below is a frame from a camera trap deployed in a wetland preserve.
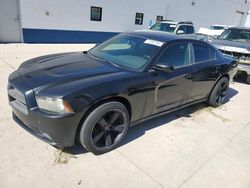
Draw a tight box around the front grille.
[8,84,28,115]
[220,49,250,64]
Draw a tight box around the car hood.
[17,52,123,91]
[211,39,250,54]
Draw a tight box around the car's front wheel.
[208,77,229,107]
[79,101,129,155]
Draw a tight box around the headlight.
[36,96,73,114]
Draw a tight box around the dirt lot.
[0,44,250,188]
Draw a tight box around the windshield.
[89,34,163,70]
[150,23,177,33]
[219,29,250,41]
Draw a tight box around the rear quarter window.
[193,43,211,62]
[210,46,217,59]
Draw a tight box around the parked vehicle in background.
[198,25,229,37]
[150,20,195,35]
[211,27,250,84]
[8,31,237,154]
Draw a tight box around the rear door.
[187,42,218,102]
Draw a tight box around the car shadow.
[234,76,248,85]
[224,86,239,103]
[64,87,238,155]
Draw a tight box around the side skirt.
[130,98,207,127]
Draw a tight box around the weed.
[54,148,77,164]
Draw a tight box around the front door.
[151,42,193,113]
[0,0,22,42]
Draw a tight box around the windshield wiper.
[87,51,124,69]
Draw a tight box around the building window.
[135,13,144,25]
[156,16,163,22]
[91,6,102,21]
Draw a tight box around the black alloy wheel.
[91,110,126,149]
[79,101,129,155]
[208,77,229,107]
[215,81,228,104]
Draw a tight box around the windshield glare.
[89,35,162,70]
[219,29,250,41]
[150,23,176,33]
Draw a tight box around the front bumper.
[12,107,83,147]
[8,71,84,148]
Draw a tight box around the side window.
[176,25,186,34]
[210,46,217,59]
[193,43,211,62]
[186,26,194,34]
[157,43,190,67]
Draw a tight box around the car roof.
[157,21,193,25]
[127,30,180,42]
[160,20,178,24]
[227,27,250,30]
[126,30,206,44]
[211,24,227,27]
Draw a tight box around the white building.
[0,0,250,43]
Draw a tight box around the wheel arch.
[75,96,132,141]
[208,73,230,99]
[218,73,229,82]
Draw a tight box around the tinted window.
[193,43,211,62]
[210,26,225,30]
[210,47,217,59]
[219,29,250,41]
[177,25,186,34]
[157,43,190,67]
[186,26,194,34]
[90,6,102,21]
[150,23,176,33]
[89,35,161,70]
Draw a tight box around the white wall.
[20,0,250,32]
[166,0,250,28]
[0,0,22,42]
[245,13,250,27]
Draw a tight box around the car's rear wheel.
[79,101,129,155]
[208,77,229,107]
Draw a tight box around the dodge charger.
[8,31,238,154]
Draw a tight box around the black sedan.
[8,31,238,154]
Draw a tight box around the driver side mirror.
[154,63,174,73]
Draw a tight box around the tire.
[208,77,229,107]
[79,101,129,155]
[246,75,250,84]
